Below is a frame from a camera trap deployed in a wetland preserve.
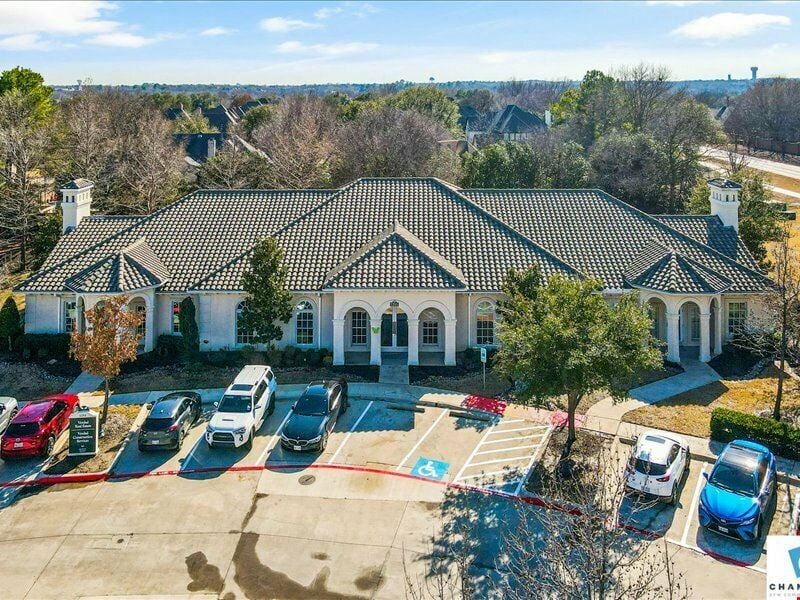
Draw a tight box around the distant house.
[201,104,239,133]
[173,133,225,167]
[466,104,547,147]
[163,105,191,121]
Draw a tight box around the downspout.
[468,292,473,348]
[317,292,321,349]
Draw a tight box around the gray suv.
[138,392,202,451]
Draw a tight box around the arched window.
[236,301,255,345]
[295,300,314,345]
[476,301,495,346]
[63,299,77,333]
[420,308,440,346]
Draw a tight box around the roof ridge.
[594,190,770,283]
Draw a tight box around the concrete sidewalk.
[64,372,103,394]
[585,358,720,427]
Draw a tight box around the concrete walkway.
[64,371,103,394]
[585,358,720,432]
[379,352,410,385]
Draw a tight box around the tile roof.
[463,188,770,293]
[66,239,170,294]
[486,104,546,134]
[324,223,466,289]
[623,241,732,294]
[61,178,93,190]
[19,178,770,296]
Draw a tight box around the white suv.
[206,365,277,450]
[625,429,690,505]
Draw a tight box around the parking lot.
[111,396,552,497]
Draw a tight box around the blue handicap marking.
[411,457,449,481]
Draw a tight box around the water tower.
[751,66,758,80]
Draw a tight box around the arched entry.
[344,306,372,364]
[647,298,667,350]
[679,300,701,360]
[381,303,408,351]
[418,307,445,365]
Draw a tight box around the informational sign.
[68,408,99,457]
[411,457,449,481]
[480,347,487,363]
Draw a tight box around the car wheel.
[43,435,55,458]
[244,431,253,451]
[177,430,185,450]
[669,485,678,507]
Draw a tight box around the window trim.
[727,301,748,336]
[421,319,439,346]
[235,300,256,346]
[295,299,315,346]
[475,300,496,346]
[63,299,77,333]
[350,310,369,346]
[171,300,182,335]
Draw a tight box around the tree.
[0,66,54,125]
[553,70,622,148]
[0,297,21,351]
[733,229,800,420]
[173,113,217,134]
[386,87,461,134]
[178,297,200,356]
[70,296,142,428]
[30,211,62,270]
[497,78,570,113]
[196,149,272,189]
[617,63,672,133]
[456,88,496,113]
[494,275,661,455]
[333,106,459,183]
[250,95,340,188]
[239,238,293,347]
[241,104,275,139]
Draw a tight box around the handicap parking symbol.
[411,457,449,481]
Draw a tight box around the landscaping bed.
[708,345,763,379]
[43,404,141,475]
[525,428,613,502]
[623,364,800,438]
[409,366,511,397]
[0,360,74,402]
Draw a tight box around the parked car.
[206,365,276,449]
[0,397,19,435]
[624,430,690,505]
[281,379,349,452]
[0,394,80,459]
[699,439,776,542]
[138,392,202,451]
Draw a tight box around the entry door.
[396,314,408,347]
[381,314,393,347]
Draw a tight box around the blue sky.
[1,1,798,85]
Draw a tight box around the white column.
[370,321,381,365]
[714,303,723,356]
[144,300,155,352]
[444,319,457,366]
[666,311,680,364]
[333,318,345,365]
[407,318,419,366]
[699,310,711,363]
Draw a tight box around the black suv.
[281,379,349,452]
[139,392,203,451]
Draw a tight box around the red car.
[0,394,80,459]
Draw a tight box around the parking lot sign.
[69,408,99,457]
[480,347,487,363]
[411,457,449,481]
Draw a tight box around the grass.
[44,404,141,475]
[624,364,800,438]
[410,369,511,397]
[0,360,74,402]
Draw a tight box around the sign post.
[480,347,487,390]
[68,408,99,457]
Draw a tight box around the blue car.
[699,439,776,542]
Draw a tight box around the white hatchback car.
[625,430,690,505]
[206,365,276,450]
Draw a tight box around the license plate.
[13,442,22,448]
[717,526,729,534]
[147,440,160,445]
[293,445,302,451]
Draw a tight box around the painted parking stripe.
[395,409,447,471]
[179,435,204,472]
[513,425,553,496]
[490,425,547,434]
[468,455,535,468]
[257,409,294,465]
[328,401,373,465]
[475,444,541,456]
[455,468,518,481]
[681,465,707,546]
[481,433,547,445]
[453,424,496,482]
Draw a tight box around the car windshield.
[5,422,39,437]
[633,458,668,477]
[294,391,328,416]
[143,418,174,431]
[709,463,757,496]
[217,395,251,413]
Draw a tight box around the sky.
[1,1,799,85]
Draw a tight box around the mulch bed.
[43,405,141,475]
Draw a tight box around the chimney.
[60,179,94,233]
[207,137,217,159]
[708,178,741,231]
[544,109,552,127]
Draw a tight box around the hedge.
[21,333,72,360]
[710,407,800,460]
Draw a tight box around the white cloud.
[88,32,155,48]
[276,40,377,56]
[314,6,343,19]
[0,1,119,35]
[201,27,235,36]
[673,12,791,41]
[0,33,44,50]
[259,17,320,33]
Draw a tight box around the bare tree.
[725,79,800,157]
[250,95,340,188]
[498,79,571,113]
[196,147,271,189]
[0,90,54,270]
[616,63,673,132]
[734,228,800,420]
[333,106,459,184]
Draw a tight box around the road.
[701,146,800,180]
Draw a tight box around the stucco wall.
[24,294,61,333]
